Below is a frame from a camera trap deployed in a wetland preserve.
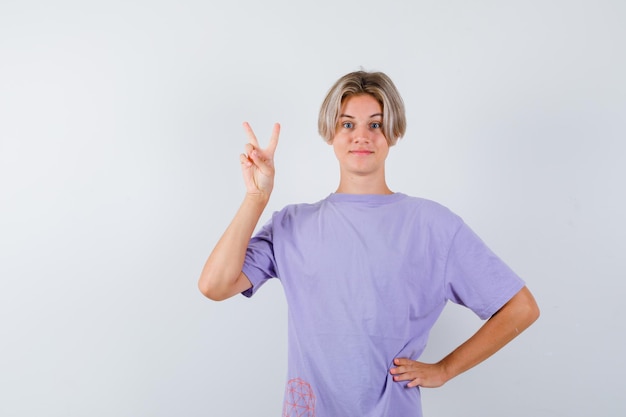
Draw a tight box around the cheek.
[378,143,390,159]
[331,141,342,158]
[377,136,390,150]
[331,134,346,149]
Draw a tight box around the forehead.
[340,94,382,116]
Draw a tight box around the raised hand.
[240,122,280,199]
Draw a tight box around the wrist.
[244,191,271,206]
[436,359,456,385]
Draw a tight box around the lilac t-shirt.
[242,193,524,416]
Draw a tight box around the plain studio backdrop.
[1,1,624,416]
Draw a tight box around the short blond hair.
[318,71,406,145]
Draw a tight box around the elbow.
[198,263,247,301]
[519,301,540,330]
[528,299,541,325]
[517,286,541,328]
[197,269,230,301]
[198,278,229,301]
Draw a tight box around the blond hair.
[318,71,406,145]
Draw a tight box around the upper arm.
[493,286,540,327]
[231,271,254,299]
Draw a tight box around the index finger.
[242,122,260,148]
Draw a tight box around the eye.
[370,122,382,129]
[342,121,354,129]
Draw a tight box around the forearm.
[437,286,540,382]
[198,193,269,300]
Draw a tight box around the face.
[331,94,390,178]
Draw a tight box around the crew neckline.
[326,192,407,204]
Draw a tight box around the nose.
[352,124,371,142]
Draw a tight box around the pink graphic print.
[283,377,316,417]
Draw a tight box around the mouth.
[349,150,374,155]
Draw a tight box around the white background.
[1,0,624,416]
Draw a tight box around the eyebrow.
[339,113,383,119]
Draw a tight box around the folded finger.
[240,153,252,167]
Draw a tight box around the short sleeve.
[443,222,525,319]
[241,218,278,298]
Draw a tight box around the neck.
[335,172,392,195]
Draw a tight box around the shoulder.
[396,193,462,222]
[386,194,466,248]
[269,198,327,224]
[275,199,324,215]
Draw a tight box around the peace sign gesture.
[240,122,280,199]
